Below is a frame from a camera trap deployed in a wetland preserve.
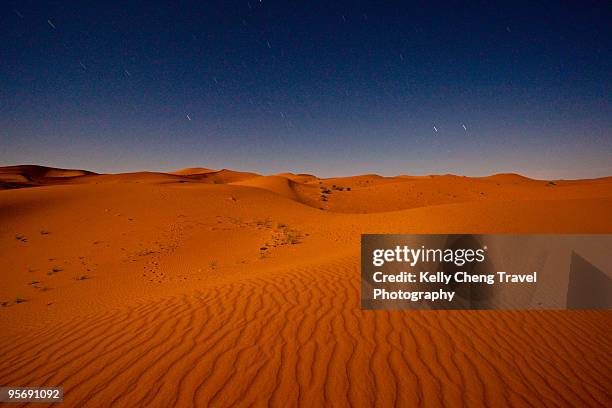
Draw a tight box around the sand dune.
[0,165,96,189]
[0,165,95,179]
[274,172,319,184]
[232,175,303,201]
[171,167,216,176]
[0,165,611,407]
[478,173,538,183]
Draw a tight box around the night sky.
[2,1,611,178]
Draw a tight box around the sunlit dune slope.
[0,165,611,407]
[274,172,319,184]
[231,175,325,207]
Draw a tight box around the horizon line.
[2,162,612,182]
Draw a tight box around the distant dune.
[171,167,216,175]
[0,165,96,189]
[0,164,96,178]
[1,164,611,406]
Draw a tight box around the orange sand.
[1,165,611,407]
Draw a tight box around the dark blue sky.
[2,1,611,178]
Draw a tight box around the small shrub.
[285,233,300,245]
[274,226,302,245]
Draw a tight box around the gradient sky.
[1,0,611,178]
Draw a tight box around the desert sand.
[1,165,611,407]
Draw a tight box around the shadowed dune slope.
[478,173,539,183]
[0,165,96,189]
[74,171,195,185]
[171,167,216,176]
[198,169,261,184]
[0,165,96,179]
[0,167,611,407]
[231,175,322,206]
[232,175,301,200]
